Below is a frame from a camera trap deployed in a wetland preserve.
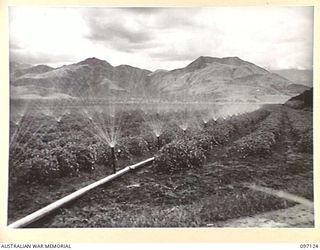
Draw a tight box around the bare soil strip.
[212,204,314,228]
[244,183,313,208]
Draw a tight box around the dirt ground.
[213,204,313,227]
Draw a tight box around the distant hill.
[10,57,151,99]
[285,88,313,109]
[149,56,309,103]
[10,56,309,103]
[271,69,313,87]
[10,64,55,79]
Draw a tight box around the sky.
[9,7,314,71]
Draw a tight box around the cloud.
[83,8,159,53]
[86,19,152,44]
[9,7,314,71]
[149,37,222,63]
[10,48,76,66]
[151,49,202,62]
[83,8,203,53]
[144,8,203,30]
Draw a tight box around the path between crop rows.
[209,183,314,227]
[211,204,314,227]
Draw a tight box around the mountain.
[11,57,151,99]
[148,56,309,103]
[10,56,309,103]
[185,56,268,73]
[271,69,313,87]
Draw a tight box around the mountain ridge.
[271,69,313,87]
[10,56,310,103]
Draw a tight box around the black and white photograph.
[7,6,314,228]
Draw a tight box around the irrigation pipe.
[8,157,155,229]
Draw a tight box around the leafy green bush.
[94,142,111,165]
[206,123,236,144]
[141,132,157,151]
[53,145,80,176]
[115,144,132,161]
[297,130,313,153]
[118,136,149,156]
[153,139,206,173]
[22,149,61,183]
[73,145,97,172]
[228,111,283,158]
[228,109,269,133]
[286,108,312,153]
[229,131,276,158]
[190,131,216,155]
[287,108,312,134]
[94,141,132,166]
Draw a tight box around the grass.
[34,186,292,228]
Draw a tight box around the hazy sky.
[9,7,313,71]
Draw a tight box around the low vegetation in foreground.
[8,103,313,227]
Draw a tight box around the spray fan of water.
[9,101,69,168]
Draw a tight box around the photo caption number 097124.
[300,244,319,248]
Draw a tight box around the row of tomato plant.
[9,108,215,184]
[9,110,154,185]
[9,106,278,184]
[153,108,271,172]
[286,107,313,153]
[227,109,283,158]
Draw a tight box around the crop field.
[8,101,313,227]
